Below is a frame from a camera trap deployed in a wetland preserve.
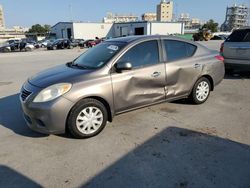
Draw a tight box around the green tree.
[27,24,51,34]
[202,19,219,33]
[44,24,51,33]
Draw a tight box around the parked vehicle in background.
[38,39,55,48]
[210,35,227,40]
[21,39,40,48]
[221,27,250,71]
[87,37,103,48]
[47,39,74,50]
[20,35,225,139]
[71,39,84,46]
[193,29,213,41]
[79,39,94,48]
[69,40,79,48]
[7,39,21,44]
[0,40,34,52]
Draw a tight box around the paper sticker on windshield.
[107,45,119,51]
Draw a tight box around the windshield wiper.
[70,62,95,69]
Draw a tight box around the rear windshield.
[226,29,250,42]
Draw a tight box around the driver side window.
[117,40,159,69]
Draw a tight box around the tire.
[67,98,108,139]
[190,77,211,104]
[3,48,11,53]
[25,47,32,52]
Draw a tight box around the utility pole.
[69,3,73,22]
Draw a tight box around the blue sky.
[0,0,249,28]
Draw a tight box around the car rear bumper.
[20,82,74,134]
[224,58,250,71]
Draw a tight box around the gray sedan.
[20,35,225,138]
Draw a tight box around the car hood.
[28,64,93,88]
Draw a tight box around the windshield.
[73,42,126,69]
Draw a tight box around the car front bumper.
[20,82,74,134]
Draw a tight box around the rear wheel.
[67,98,108,139]
[190,77,211,104]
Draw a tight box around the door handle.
[151,72,161,78]
[193,64,201,69]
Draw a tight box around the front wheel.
[190,77,211,104]
[3,48,11,52]
[25,47,32,52]
[67,98,108,139]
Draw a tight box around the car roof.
[233,27,250,31]
[107,35,199,46]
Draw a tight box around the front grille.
[21,88,32,101]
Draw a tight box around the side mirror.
[116,62,132,72]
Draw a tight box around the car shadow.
[171,98,193,105]
[82,127,250,188]
[0,94,46,138]
[224,70,250,79]
[0,165,42,188]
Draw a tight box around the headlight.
[33,83,72,103]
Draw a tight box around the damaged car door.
[162,39,201,98]
[111,39,166,113]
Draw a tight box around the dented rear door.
[111,40,166,113]
[162,39,202,98]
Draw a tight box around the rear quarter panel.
[200,53,225,87]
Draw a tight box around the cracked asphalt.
[0,42,250,188]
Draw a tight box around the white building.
[51,22,113,39]
[103,12,139,23]
[114,21,184,37]
[221,4,249,31]
[51,21,184,39]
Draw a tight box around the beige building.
[157,0,173,22]
[178,13,203,30]
[0,5,5,29]
[142,13,157,21]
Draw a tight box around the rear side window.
[226,29,250,42]
[164,40,197,62]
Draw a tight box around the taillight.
[220,42,224,54]
[215,55,224,62]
